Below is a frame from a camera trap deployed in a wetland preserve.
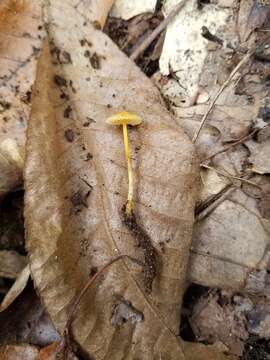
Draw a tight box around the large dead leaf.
[24,1,199,359]
[0,0,43,196]
[237,0,270,42]
[0,264,30,312]
[0,0,114,198]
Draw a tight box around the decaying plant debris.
[23,1,198,358]
[122,210,157,294]
[0,0,43,197]
[1,0,270,359]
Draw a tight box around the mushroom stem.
[106,111,142,214]
[122,123,133,215]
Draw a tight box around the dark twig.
[130,0,187,61]
[202,123,270,162]
[201,26,224,46]
[202,130,257,162]
[195,184,236,222]
[200,164,261,189]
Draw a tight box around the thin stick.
[130,0,187,61]
[192,50,254,143]
[202,129,257,162]
[202,123,270,162]
[192,34,270,143]
[195,184,235,222]
[201,164,261,189]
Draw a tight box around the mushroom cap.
[106,111,142,126]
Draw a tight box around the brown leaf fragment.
[246,137,270,174]
[0,344,39,360]
[0,265,30,312]
[183,341,238,360]
[258,183,270,219]
[37,342,78,360]
[0,250,27,279]
[189,292,249,356]
[0,138,24,197]
[190,187,270,292]
[238,0,270,41]
[0,0,43,196]
[24,1,199,358]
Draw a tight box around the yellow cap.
[106,111,142,126]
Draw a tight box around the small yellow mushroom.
[106,111,142,215]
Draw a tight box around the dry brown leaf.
[190,292,249,356]
[0,250,27,279]
[0,0,43,196]
[37,343,60,360]
[24,1,199,359]
[189,187,270,291]
[246,138,270,174]
[0,264,30,312]
[0,344,39,360]
[237,0,270,42]
[37,342,78,360]
[0,0,113,198]
[183,341,238,360]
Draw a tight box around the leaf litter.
[0,0,44,197]
[150,0,270,298]
[24,0,199,358]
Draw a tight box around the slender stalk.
[123,124,133,214]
